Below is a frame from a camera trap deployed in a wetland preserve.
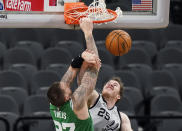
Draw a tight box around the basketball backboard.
[0,0,170,29]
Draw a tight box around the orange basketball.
[105,30,132,56]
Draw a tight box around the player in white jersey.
[88,77,132,131]
[77,20,133,130]
[78,73,133,131]
[89,78,121,131]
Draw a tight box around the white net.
[87,0,113,21]
[65,0,122,24]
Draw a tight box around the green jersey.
[50,100,94,131]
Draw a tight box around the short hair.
[47,82,65,107]
[110,77,124,97]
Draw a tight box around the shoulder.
[120,112,129,119]
[120,112,130,123]
[88,90,100,108]
[120,112,133,131]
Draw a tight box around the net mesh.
[65,0,122,24]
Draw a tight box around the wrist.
[71,54,84,68]
[84,32,93,38]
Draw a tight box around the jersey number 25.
[98,108,110,120]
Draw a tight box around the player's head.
[102,77,124,102]
[47,82,72,107]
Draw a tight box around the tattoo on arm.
[77,67,84,86]
[73,66,98,110]
[72,85,86,110]
[61,67,78,87]
[85,34,99,56]
[81,67,98,94]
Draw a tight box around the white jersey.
[89,94,121,131]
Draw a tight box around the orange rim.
[64,2,86,12]
[64,7,117,25]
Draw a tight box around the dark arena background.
[0,0,182,131]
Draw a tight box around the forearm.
[78,49,100,87]
[80,66,98,97]
[60,66,79,88]
[77,62,88,86]
[85,33,99,56]
[73,66,98,110]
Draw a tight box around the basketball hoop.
[64,0,122,25]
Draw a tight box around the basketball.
[105,30,132,56]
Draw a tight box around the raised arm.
[80,18,98,56]
[72,64,100,119]
[72,18,101,120]
[78,18,100,107]
[60,66,78,88]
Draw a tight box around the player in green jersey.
[47,18,101,131]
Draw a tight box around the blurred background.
[1,0,182,131]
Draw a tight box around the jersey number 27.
[54,120,75,131]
